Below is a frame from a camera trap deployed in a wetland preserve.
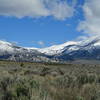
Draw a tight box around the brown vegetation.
[0,61,100,100]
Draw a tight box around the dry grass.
[0,61,100,100]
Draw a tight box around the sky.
[0,0,99,48]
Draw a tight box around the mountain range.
[1,37,100,64]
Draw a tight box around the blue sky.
[0,0,99,48]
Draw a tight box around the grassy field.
[0,61,100,100]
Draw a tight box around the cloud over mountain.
[0,0,75,20]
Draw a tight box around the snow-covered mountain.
[38,41,78,55]
[38,37,100,56]
[1,37,100,63]
[0,40,14,54]
[53,37,100,61]
[0,41,49,62]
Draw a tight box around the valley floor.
[0,61,100,100]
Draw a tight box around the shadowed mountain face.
[1,38,100,63]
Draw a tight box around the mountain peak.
[0,40,12,45]
[37,41,78,55]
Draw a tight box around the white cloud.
[38,41,45,46]
[0,0,75,20]
[78,0,100,36]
